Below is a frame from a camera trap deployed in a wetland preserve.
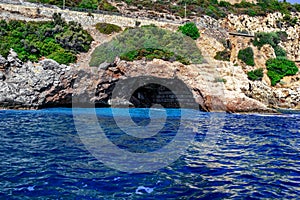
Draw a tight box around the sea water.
[0,108,299,199]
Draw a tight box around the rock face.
[0,49,299,112]
[1,8,299,112]
[0,50,76,109]
[220,12,300,61]
[0,49,271,112]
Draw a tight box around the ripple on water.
[0,109,299,198]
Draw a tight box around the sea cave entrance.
[110,76,199,110]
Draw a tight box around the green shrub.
[95,23,122,34]
[120,48,190,65]
[47,49,76,64]
[247,68,264,81]
[283,13,291,21]
[90,26,202,66]
[219,1,231,8]
[295,3,300,12]
[253,31,288,59]
[78,0,98,9]
[214,49,231,61]
[98,0,119,12]
[290,17,298,26]
[238,47,255,66]
[266,58,298,86]
[0,14,93,65]
[178,22,200,40]
[274,46,286,57]
[282,14,298,26]
[247,8,257,17]
[253,32,280,49]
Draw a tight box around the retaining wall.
[0,3,179,28]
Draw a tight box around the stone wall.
[0,3,178,28]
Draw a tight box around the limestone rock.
[0,71,5,81]
[7,49,22,68]
[0,55,8,69]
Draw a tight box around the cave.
[129,83,180,108]
[110,76,199,110]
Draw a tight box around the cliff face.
[0,5,299,112]
[0,50,76,109]
[197,27,300,111]
[0,47,298,112]
[221,12,300,61]
[0,50,275,112]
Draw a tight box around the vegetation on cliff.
[238,47,255,66]
[214,49,231,61]
[90,25,202,66]
[95,23,122,34]
[0,13,93,64]
[266,58,298,86]
[178,22,200,40]
[253,31,287,57]
[118,0,300,19]
[241,30,298,85]
[247,68,264,81]
[30,0,300,19]
[30,0,118,12]
[120,48,190,65]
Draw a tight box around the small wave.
[27,186,35,192]
[135,186,154,194]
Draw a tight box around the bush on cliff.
[79,0,98,9]
[247,68,264,81]
[253,31,290,60]
[0,14,93,64]
[95,23,122,34]
[120,48,190,65]
[31,0,119,12]
[31,0,299,20]
[90,26,202,66]
[47,49,77,65]
[253,32,280,49]
[178,22,200,40]
[274,46,286,57]
[98,0,119,12]
[238,47,255,66]
[266,58,298,86]
[214,49,231,61]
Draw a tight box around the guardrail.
[229,32,254,37]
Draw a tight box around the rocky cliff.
[0,50,76,109]
[0,6,299,112]
[0,49,276,112]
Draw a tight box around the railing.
[229,32,254,37]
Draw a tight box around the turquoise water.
[0,108,299,199]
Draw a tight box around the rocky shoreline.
[1,49,298,113]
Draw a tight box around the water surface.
[0,108,299,199]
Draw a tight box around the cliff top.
[10,0,300,20]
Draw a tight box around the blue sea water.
[0,108,299,199]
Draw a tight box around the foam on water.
[135,186,154,194]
